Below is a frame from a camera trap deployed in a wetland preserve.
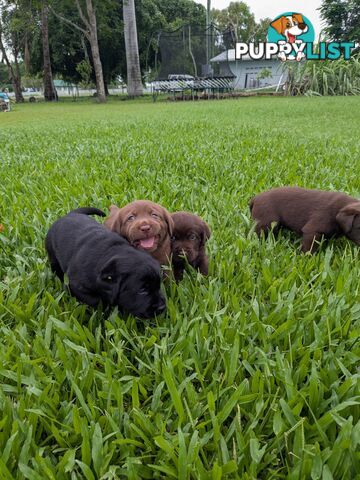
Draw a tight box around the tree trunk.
[0,22,24,102]
[123,0,143,97]
[41,2,57,101]
[85,0,106,103]
[51,0,106,103]
[12,73,24,103]
[24,33,31,74]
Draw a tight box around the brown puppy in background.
[104,200,174,266]
[250,186,360,253]
[171,211,211,281]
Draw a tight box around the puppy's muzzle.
[174,247,193,259]
[154,297,166,315]
[175,246,188,254]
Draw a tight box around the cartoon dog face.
[270,13,308,43]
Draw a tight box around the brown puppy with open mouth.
[104,200,174,266]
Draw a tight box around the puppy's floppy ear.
[270,16,287,35]
[336,203,360,233]
[162,208,174,236]
[98,257,123,303]
[293,13,304,24]
[99,257,119,281]
[104,205,123,233]
[200,220,211,246]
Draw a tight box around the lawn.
[1,96,360,479]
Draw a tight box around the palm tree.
[123,0,143,97]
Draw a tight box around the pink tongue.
[288,33,295,44]
[139,237,155,249]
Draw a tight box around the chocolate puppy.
[171,211,211,281]
[250,187,360,252]
[104,200,174,267]
[45,207,166,318]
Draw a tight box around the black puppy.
[45,208,166,318]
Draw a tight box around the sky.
[197,0,324,39]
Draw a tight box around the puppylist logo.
[236,12,355,62]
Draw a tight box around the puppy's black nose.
[175,248,188,255]
[298,22,307,30]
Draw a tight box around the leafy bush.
[286,54,360,96]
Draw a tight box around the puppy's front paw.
[296,51,305,62]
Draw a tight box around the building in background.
[210,49,288,90]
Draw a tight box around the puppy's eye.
[189,233,197,240]
[171,235,176,241]
[127,215,135,221]
[151,212,159,218]
[104,275,114,282]
[138,288,148,296]
[286,22,291,28]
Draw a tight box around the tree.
[23,0,207,93]
[212,1,255,43]
[0,62,9,85]
[27,0,123,92]
[123,0,143,96]
[0,1,24,102]
[252,17,272,42]
[96,1,123,92]
[30,2,92,85]
[320,0,360,46]
[153,0,205,28]
[0,0,57,102]
[52,0,106,102]
[41,1,57,100]
[136,0,206,81]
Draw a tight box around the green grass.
[1,96,360,479]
